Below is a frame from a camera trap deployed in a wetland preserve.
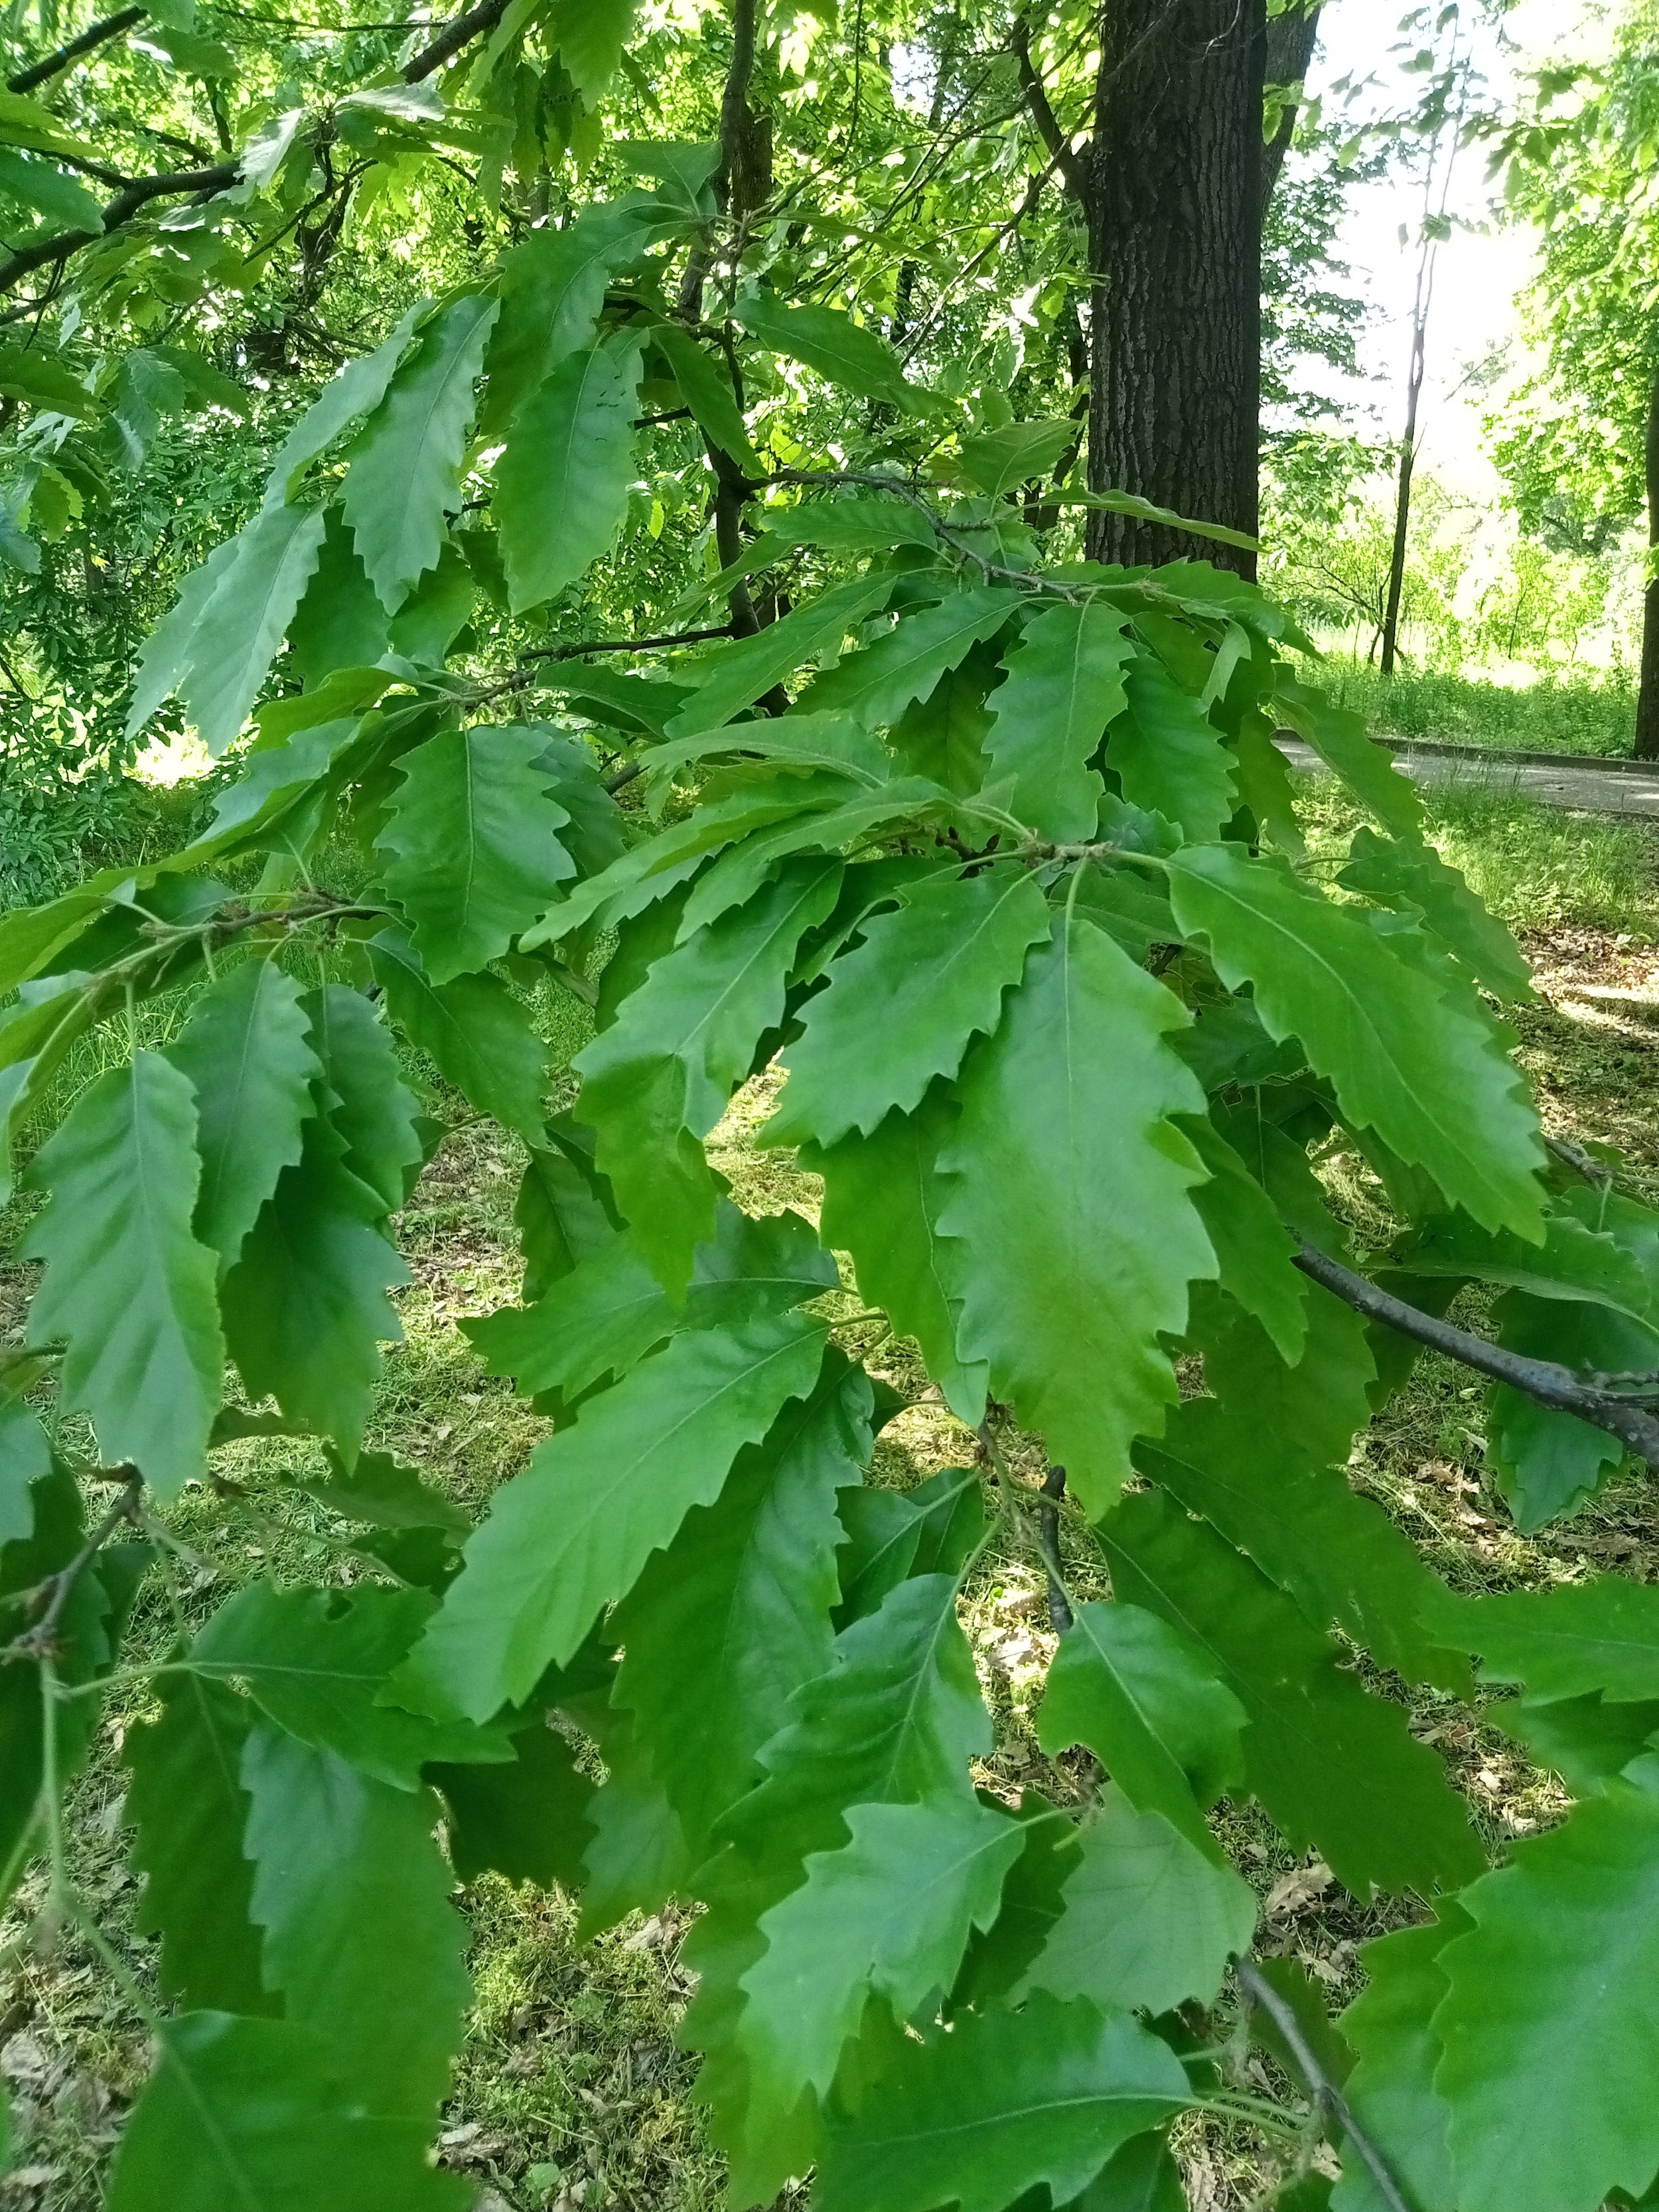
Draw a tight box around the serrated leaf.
[165,956,322,1272]
[378,723,575,980]
[242,1726,469,2118]
[950,1791,1081,2010]
[985,601,1133,839]
[802,585,1019,730]
[433,1720,596,1887]
[465,1228,672,1398]
[191,1580,509,1788]
[1167,844,1546,1238]
[766,866,1050,1147]
[1181,1114,1308,1363]
[613,1350,872,1860]
[483,197,662,436]
[300,985,424,1217]
[175,501,329,754]
[675,778,950,938]
[888,637,999,792]
[835,1466,984,1629]
[1275,678,1422,840]
[1201,1282,1377,1469]
[264,304,422,507]
[342,292,500,613]
[1425,1576,1659,1704]
[1330,1909,1467,2212]
[388,537,474,663]
[664,575,898,737]
[1100,1489,1485,1896]
[937,915,1214,1512]
[516,1133,616,1297]
[107,2013,469,2212]
[124,1674,272,2015]
[808,1090,987,1425]
[220,1118,407,1456]
[574,861,843,1289]
[548,0,638,99]
[0,331,97,411]
[496,333,643,613]
[739,1795,1023,2140]
[300,1447,469,1532]
[1067,2134,1187,2212]
[815,1994,1190,2212]
[1435,1777,1659,2212]
[1493,1692,1659,1796]
[369,924,549,1141]
[1339,826,1532,1001]
[653,319,762,472]
[762,496,938,556]
[1397,1209,1656,1324]
[1110,660,1239,840]
[1136,1398,1471,1694]
[0,1392,48,1545]
[392,1313,829,1722]
[958,418,1077,498]
[1486,1291,1655,1528]
[1017,1787,1256,2013]
[737,293,932,413]
[287,504,390,684]
[1037,1599,1247,1850]
[21,1051,224,1495]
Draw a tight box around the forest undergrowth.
[1,782,1656,2212]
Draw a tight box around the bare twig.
[1012,17,1090,204]
[4,1471,143,1663]
[1038,1465,1072,1633]
[1545,1134,1615,1185]
[1293,1240,1659,1466]
[1236,1956,1413,2212]
[524,626,733,663]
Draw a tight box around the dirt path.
[1277,734,1659,818]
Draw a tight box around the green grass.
[1307,662,1641,760]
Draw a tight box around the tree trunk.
[1380,244,1433,676]
[1086,0,1267,575]
[1636,358,1659,760]
[1262,2,1323,207]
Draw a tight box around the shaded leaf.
[737,293,930,413]
[433,1720,596,1888]
[1110,660,1238,841]
[985,601,1132,840]
[370,925,549,1142]
[496,334,643,613]
[300,985,424,1217]
[804,586,1019,730]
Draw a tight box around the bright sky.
[1302,0,1617,498]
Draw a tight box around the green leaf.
[760,495,938,556]
[766,865,1050,1147]
[614,138,719,214]
[433,1720,596,1887]
[242,1726,469,2118]
[530,726,628,878]
[808,1090,987,1425]
[958,419,1078,498]
[342,292,500,613]
[124,1673,273,2016]
[387,537,474,663]
[1055,487,1263,554]
[642,711,891,804]
[574,861,843,1289]
[299,1446,469,1533]
[0,332,97,413]
[1016,1787,1257,2013]
[1167,844,1546,1239]
[888,638,999,793]
[738,1795,1023,2140]
[378,723,575,981]
[1339,826,1532,1001]
[937,915,1214,1513]
[1200,1284,1377,1471]
[483,198,662,436]
[1036,1599,1247,1850]
[0,1392,48,1546]
[466,1228,674,1399]
[664,575,897,737]
[515,1132,617,1299]
[288,504,392,685]
[1109,660,1239,840]
[815,1994,1190,2212]
[549,0,639,100]
[175,501,329,754]
[220,1118,407,1457]
[165,956,323,1272]
[1179,1116,1308,1363]
[300,985,425,1217]
[369,925,549,1142]
[653,320,762,472]
[392,1313,830,1721]
[1275,678,1423,840]
[1492,1693,1659,1797]
[1435,1777,1659,2212]
[1135,1398,1472,1694]
[982,602,1133,840]
[1396,1208,1656,1323]
[21,1051,224,1496]
[1066,2135,1187,2212]
[613,1349,873,1860]
[803,585,1019,730]
[495,333,643,614]
[1425,1575,1659,1704]
[107,2013,469,2212]
[264,305,423,506]
[1100,1489,1485,1897]
[1331,1910,1469,2212]
[1486,1292,1654,1528]
[674,778,950,938]
[835,1465,984,1628]
[737,293,932,413]
[191,1580,508,1788]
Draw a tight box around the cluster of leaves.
[3,117,1659,2209]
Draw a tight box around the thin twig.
[5,1471,142,1662]
[523,625,733,663]
[1038,1465,1072,1633]
[1294,1240,1659,1465]
[1235,1956,1413,2212]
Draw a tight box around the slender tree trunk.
[1087,0,1267,575]
[1379,278,1429,678]
[1636,358,1659,760]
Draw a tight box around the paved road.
[1275,735,1659,820]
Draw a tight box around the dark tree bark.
[1637,358,1659,760]
[1086,0,1269,575]
[1261,2,1323,207]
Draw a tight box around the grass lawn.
[1310,662,1643,760]
[1,782,1656,2211]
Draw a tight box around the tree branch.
[3,1470,142,1662]
[1262,1,1325,207]
[523,625,734,662]
[1012,17,1090,206]
[1235,1955,1413,2212]
[7,5,146,94]
[401,0,509,82]
[0,163,238,297]
[1293,1240,1659,1465]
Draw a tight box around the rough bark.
[1087,0,1268,575]
[1637,358,1659,760]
